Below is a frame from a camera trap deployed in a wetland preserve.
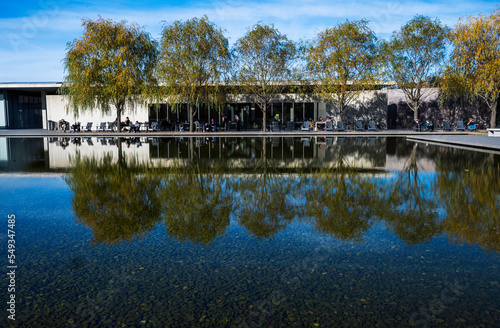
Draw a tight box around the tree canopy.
[380,15,449,120]
[157,16,230,132]
[307,19,379,121]
[442,10,500,128]
[61,17,157,131]
[233,23,297,131]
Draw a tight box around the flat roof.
[0,82,62,92]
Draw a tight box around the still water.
[0,136,499,327]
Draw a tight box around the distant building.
[3,81,447,130]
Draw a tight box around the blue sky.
[0,0,497,82]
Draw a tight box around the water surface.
[0,136,499,327]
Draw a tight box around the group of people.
[413,119,434,132]
[121,117,141,132]
[58,119,81,132]
[414,118,477,131]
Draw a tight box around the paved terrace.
[1,129,499,152]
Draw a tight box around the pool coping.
[407,134,500,153]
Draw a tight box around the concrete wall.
[45,95,149,130]
[325,90,388,128]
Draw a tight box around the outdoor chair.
[96,122,106,132]
[81,122,93,132]
[301,137,310,146]
[301,121,310,131]
[194,121,203,132]
[271,121,280,132]
[285,122,295,131]
[456,121,466,131]
[325,120,334,131]
[367,121,377,131]
[61,123,71,133]
[105,122,116,132]
[148,122,160,132]
[355,121,364,131]
[443,120,452,131]
[337,121,346,132]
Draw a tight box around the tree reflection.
[435,153,500,251]
[160,162,232,246]
[233,139,299,239]
[304,169,381,241]
[64,138,500,251]
[382,144,442,245]
[65,153,163,245]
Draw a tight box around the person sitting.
[413,119,422,131]
[130,121,140,132]
[424,120,434,132]
[59,119,68,131]
[121,116,131,131]
[316,117,326,130]
[466,118,477,131]
[210,118,217,132]
[71,122,80,132]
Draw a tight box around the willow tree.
[61,18,157,131]
[157,16,230,133]
[307,19,378,121]
[443,10,500,128]
[233,23,297,131]
[65,154,163,245]
[380,15,449,121]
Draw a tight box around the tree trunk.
[262,102,267,132]
[339,102,344,122]
[410,99,419,121]
[189,103,195,132]
[116,104,122,133]
[490,99,498,128]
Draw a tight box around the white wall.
[45,95,149,130]
[0,99,6,128]
[48,138,151,168]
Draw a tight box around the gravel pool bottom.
[1,174,499,328]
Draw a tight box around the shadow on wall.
[439,95,496,129]
[392,99,441,129]
[326,92,388,129]
[388,89,494,130]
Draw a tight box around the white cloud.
[0,0,497,81]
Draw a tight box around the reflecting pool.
[0,136,499,327]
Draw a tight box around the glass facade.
[6,90,43,128]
